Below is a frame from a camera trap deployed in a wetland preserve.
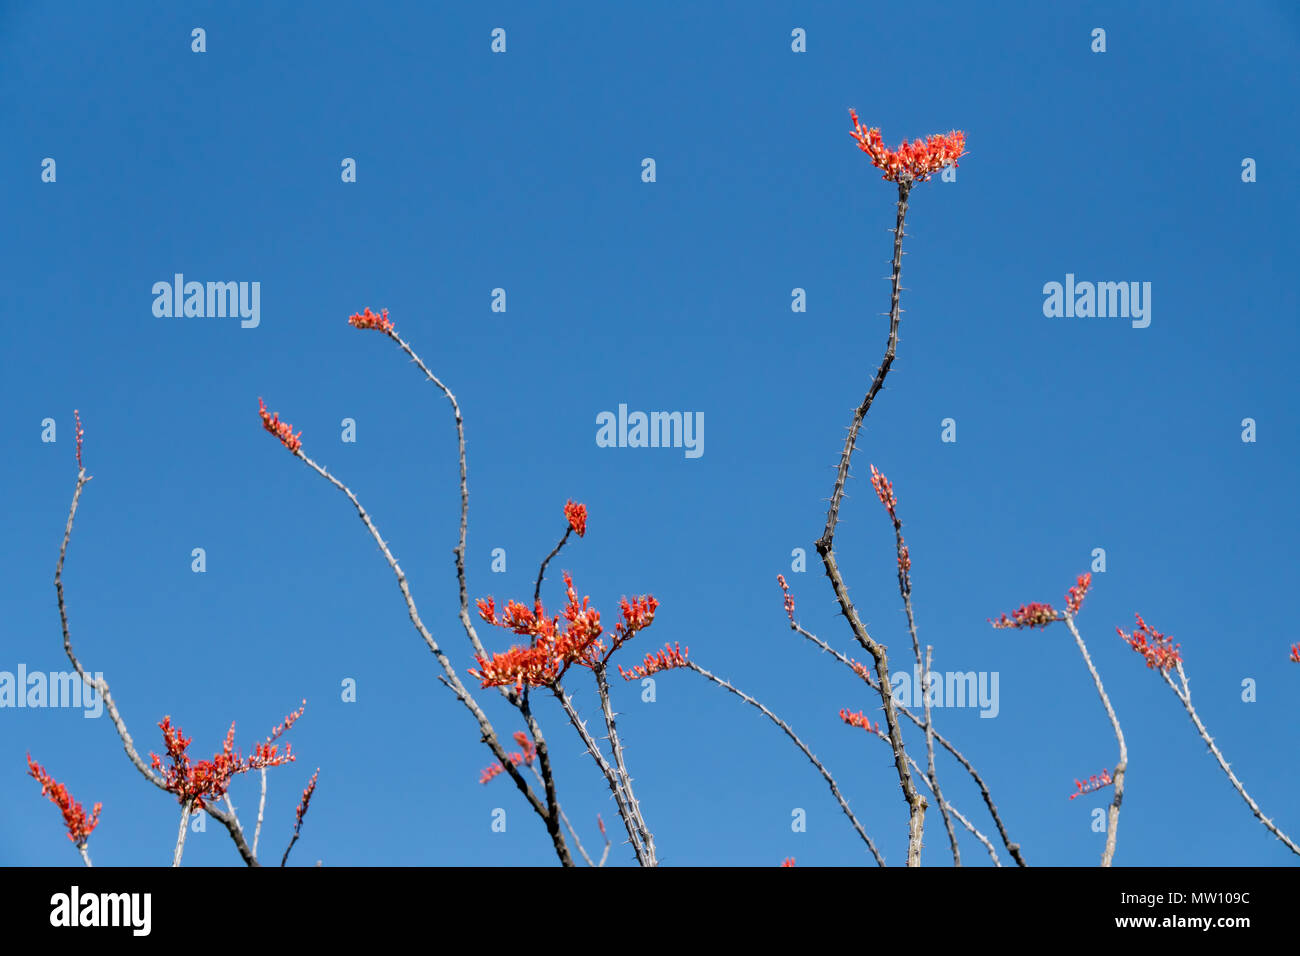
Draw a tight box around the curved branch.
[1063,615,1126,867]
[684,661,885,866]
[1161,662,1299,856]
[290,447,572,865]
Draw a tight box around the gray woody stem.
[552,685,649,864]
[376,328,573,865]
[594,664,656,864]
[783,609,1027,865]
[684,661,885,866]
[58,465,260,866]
[1160,661,1300,856]
[172,800,193,867]
[814,180,927,866]
[1063,615,1126,866]
[293,448,574,866]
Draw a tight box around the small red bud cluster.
[1069,768,1113,801]
[1117,615,1182,671]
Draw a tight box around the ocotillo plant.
[26,114,1299,867]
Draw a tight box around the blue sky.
[3,1,1299,867]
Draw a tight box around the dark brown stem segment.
[685,661,885,865]
[814,180,927,865]
[535,528,572,607]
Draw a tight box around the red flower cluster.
[1066,573,1091,615]
[990,602,1060,630]
[776,574,796,624]
[150,708,301,810]
[564,500,587,538]
[1117,614,1182,671]
[293,769,319,836]
[348,307,395,334]
[780,857,796,867]
[258,398,302,454]
[840,708,882,736]
[849,110,967,183]
[618,642,690,680]
[1290,643,1299,663]
[1069,768,1113,801]
[472,573,658,690]
[26,756,101,845]
[869,464,897,515]
[479,732,539,784]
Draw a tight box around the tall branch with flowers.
[28,413,319,866]
[28,111,1299,867]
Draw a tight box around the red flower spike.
[849,110,967,184]
[348,307,394,334]
[1066,573,1092,615]
[1117,614,1182,671]
[1291,643,1300,663]
[293,769,319,837]
[869,464,897,515]
[27,755,102,845]
[258,398,302,454]
[780,857,796,867]
[564,500,588,538]
[512,731,537,766]
[1069,768,1113,800]
[839,708,882,736]
[618,642,689,680]
[989,602,1060,630]
[776,574,796,624]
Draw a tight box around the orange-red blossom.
[849,110,967,183]
[1069,768,1113,801]
[472,572,658,690]
[258,398,302,454]
[479,731,538,784]
[840,708,882,736]
[618,642,690,680]
[564,500,588,537]
[1117,614,1182,671]
[348,307,395,334]
[26,756,101,845]
[150,704,303,809]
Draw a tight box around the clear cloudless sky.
[2,1,1298,867]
